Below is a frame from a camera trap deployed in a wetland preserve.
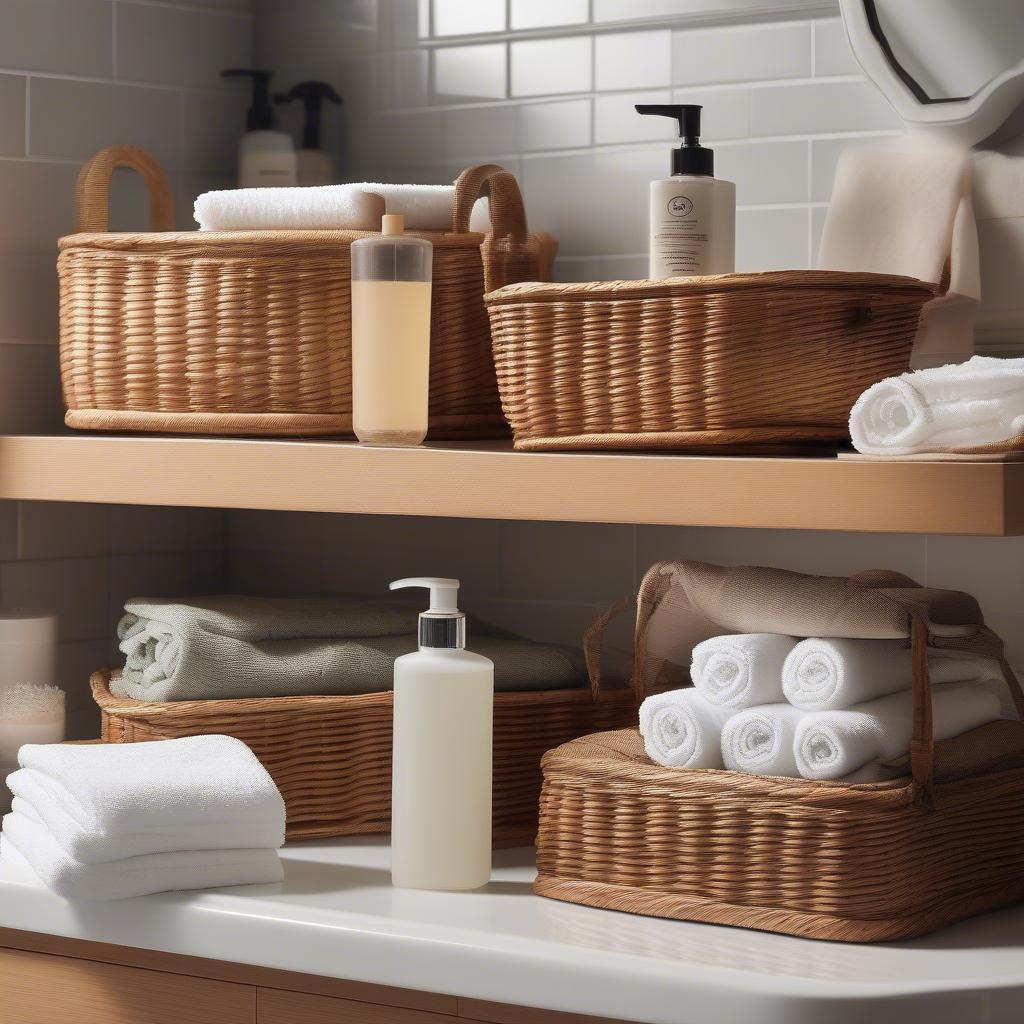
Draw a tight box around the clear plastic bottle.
[350,214,433,446]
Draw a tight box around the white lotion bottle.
[222,69,297,188]
[389,577,493,891]
[635,103,735,278]
[351,214,432,447]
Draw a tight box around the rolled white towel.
[849,356,1024,456]
[194,182,491,232]
[793,680,1002,781]
[0,811,282,901]
[721,703,804,777]
[783,638,1004,711]
[691,633,796,709]
[639,689,733,769]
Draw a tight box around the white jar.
[0,609,58,693]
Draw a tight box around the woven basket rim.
[484,269,936,305]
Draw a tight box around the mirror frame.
[839,0,1024,144]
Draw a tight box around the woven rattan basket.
[534,564,1024,941]
[59,146,556,437]
[90,627,635,843]
[484,272,935,451]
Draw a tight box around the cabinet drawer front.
[0,947,255,1024]
[258,988,484,1024]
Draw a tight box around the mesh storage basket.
[59,147,556,438]
[534,561,1024,941]
[484,272,934,451]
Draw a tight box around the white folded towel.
[849,356,1024,456]
[640,688,733,769]
[721,703,804,777]
[194,182,491,232]
[691,633,796,709]
[782,638,1003,711]
[1,811,282,901]
[793,681,1002,780]
[11,736,285,862]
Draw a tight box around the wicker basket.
[90,619,635,843]
[58,146,556,438]
[484,272,935,451]
[534,566,1024,942]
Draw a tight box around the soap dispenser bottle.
[635,104,735,278]
[222,68,297,188]
[389,577,493,892]
[274,80,342,186]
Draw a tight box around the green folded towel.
[113,595,586,702]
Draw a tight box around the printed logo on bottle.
[668,196,694,217]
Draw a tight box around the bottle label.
[656,193,710,274]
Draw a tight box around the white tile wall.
[511,36,592,97]
[672,22,811,86]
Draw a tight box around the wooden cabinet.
[257,988,484,1024]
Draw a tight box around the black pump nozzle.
[635,103,713,177]
[274,81,342,150]
[222,68,277,131]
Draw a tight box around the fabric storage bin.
[484,272,935,451]
[90,654,635,844]
[58,146,556,438]
[534,561,1024,941]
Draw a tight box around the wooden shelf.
[0,434,1022,535]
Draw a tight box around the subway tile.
[811,205,827,266]
[595,90,673,146]
[116,3,251,88]
[0,344,64,432]
[517,99,591,152]
[378,0,431,48]
[0,502,16,560]
[601,254,647,280]
[595,0,825,21]
[183,87,250,174]
[442,104,518,162]
[736,207,809,271]
[671,86,751,141]
[595,31,671,92]
[377,49,430,110]
[1,557,108,642]
[107,505,191,555]
[716,140,808,205]
[673,22,811,86]
[978,217,1024,313]
[510,0,588,31]
[982,609,1024,675]
[376,109,443,166]
[926,536,1024,612]
[29,78,182,170]
[593,0,686,19]
[814,18,859,76]
[510,36,592,98]
[433,0,506,36]
[434,43,508,102]
[553,257,603,282]
[810,134,898,202]
[499,521,634,602]
[19,502,108,560]
[751,80,902,137]
[108,552,222,633]
[0,74,24,157]
[0,0,112,76]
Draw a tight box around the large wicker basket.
[90,636,635,844]
[484,272,935,451]
[59,146,556,438]
[534,564,1024,941]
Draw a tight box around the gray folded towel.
[113,595,586,701]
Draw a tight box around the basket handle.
[451,163,528,239]
[74,145,175,233]
[582,597,637,702]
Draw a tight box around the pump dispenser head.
[390,577,465,649]
[222,69,278,131]
[274,80,342,149]
[635,103,713,177]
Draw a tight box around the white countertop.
[1,836,1023,1024]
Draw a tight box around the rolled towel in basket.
[793,681,1002,781]
[194,182,490,232]
[721,704,804,777]
[782,637,1004,711]
[10,735,285,862]
[691,633,796,709]
[849,356,1024,456]
[640,688,733,769]
[1,812,282,901]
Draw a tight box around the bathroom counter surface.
[1,836,1023,1024]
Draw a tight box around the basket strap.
[74,145,175,233]
[909,612,935,806]
[582,598,634,701]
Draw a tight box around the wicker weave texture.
[485,272,935,450]
[59,148,556,438]
[91,670,635,843]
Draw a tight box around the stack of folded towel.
[639,632,1009,781]
[1,736,285,900]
